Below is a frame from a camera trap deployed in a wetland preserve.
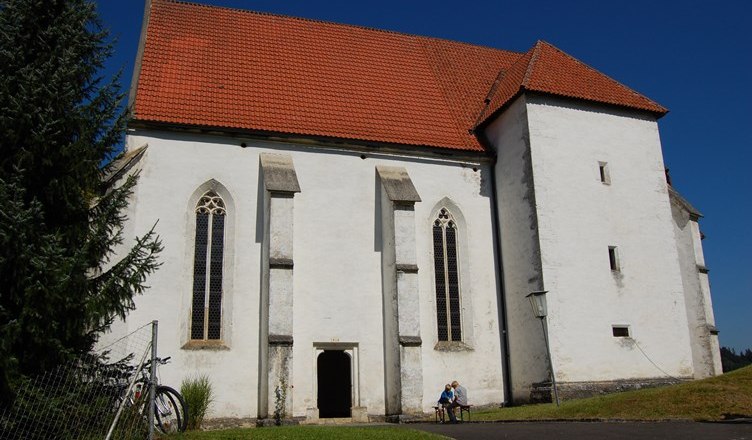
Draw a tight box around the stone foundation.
[530,377,690,402]
[302,406,370,424]
[201,417,257,430]
[256,417,305,427]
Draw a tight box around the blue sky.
[97,0,750,351]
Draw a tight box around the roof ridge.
[532,40,666,111]
[473,49,533,127]
[159,0,522,56]
[521,40,544,88]
[473,68,508,129]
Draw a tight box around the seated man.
[447,380,468,423]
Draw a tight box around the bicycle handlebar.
[142,356,172,370]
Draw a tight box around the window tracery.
[433,208,462,342]
[191,190,226,341]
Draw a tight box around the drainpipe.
[491,157,513,406]
[486,149,513,406]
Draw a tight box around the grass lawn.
[167,366,750,438]
[474,365,752,421]
[168,426,446,439]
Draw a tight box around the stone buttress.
[377,166,423,418]
[258,153,300,420]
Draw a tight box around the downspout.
[473,74,514,405]
[477,129,513,406]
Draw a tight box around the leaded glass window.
[433,208,461,341]
[191,191,226,340]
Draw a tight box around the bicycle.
[113,355,188,435]
[136,356,188,434]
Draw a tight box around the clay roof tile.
[134,1,667,153]
[476,41,667,127]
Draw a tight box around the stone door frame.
[310,342,362,419]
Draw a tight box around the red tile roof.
[476,41,667,126]
[133,1,667,153]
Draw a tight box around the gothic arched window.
[433,208,462,341]
[191,191,226,341]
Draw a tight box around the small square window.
[612,326,630,337]
[599,162,611,185]
[608,246,620,272]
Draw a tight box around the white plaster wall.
[415,164,505,409]
[524,95,694,382]
[112,132,261,418]
[670,201,722,377]
[484,96,550,402]
[116,129,505,418]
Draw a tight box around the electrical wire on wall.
[629,337,680,381]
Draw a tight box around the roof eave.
[475,89,668,134]
[473,89,525,132]
[668,186,703,219]
[127,119,495,162]
[127,0,153,110]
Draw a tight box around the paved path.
[407,421,752,440]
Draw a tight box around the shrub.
[181,374,214,430]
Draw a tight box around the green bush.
[181,374,213,430]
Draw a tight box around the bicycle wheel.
[154,385,188,433]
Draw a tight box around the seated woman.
[438,384,454,407]
[436,383,454,422]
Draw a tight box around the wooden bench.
[459,404,472,421]
[432,406,446,423]
[433,404,472,423]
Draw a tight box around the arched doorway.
[317,350,352,418]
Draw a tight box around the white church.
[107,0,722,423]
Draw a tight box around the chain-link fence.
[0,321,158,440]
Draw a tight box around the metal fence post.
[148,320,158,439]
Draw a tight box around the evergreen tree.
[0,0,161,403]
[721,347,752,372]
